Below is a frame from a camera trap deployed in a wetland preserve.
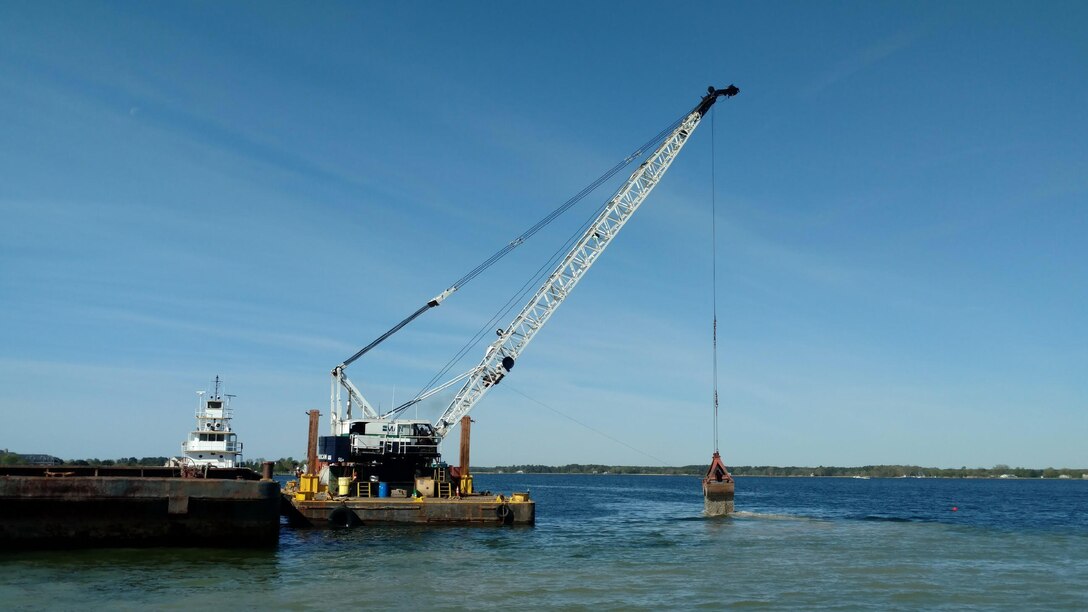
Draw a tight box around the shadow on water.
[0,545,283,603]
[2,545,278,568]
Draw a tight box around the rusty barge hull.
[285,495,535,527]
[0,467,280,549]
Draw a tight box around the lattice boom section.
[435,110,705,436]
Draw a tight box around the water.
[2,475,1086,609]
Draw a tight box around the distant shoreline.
[477,472,1088,480]
[473,464,1088,479]
[5,451,1083,480]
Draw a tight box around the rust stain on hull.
[0,467,280,549]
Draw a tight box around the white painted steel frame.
[434,108,709,437]
[332,366,379,434]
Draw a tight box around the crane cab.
[343,418,439,456]
[318,418,441,491]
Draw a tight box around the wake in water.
[680,510,819,522]
[730,510,813,521]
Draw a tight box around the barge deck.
[284,490,534,527]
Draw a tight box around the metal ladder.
[435,466,453,498]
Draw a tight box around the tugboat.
[169,376,243,468]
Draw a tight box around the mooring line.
[504,385,671,466]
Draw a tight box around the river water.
[2,475,1086,609]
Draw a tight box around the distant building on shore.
[17,454,63,466]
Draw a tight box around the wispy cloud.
[805,27,924,97]
[85,307,356,355]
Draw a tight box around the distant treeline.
[0,450,302,475]
[472,464,1088,479]
[3,451,1083,479]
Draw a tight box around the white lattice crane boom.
[432,85,739,437]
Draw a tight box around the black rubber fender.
[328,506,361,528]
[496,503,514,525]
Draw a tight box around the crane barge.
[285,85,739,527]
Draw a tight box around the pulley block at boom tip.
[695,85,740,117]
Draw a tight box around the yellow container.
[337,477,351,496]
[300,475,319,493]
[511,492,530,503]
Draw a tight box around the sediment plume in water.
[704,499,734,516]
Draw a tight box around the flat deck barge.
[284,490,534,527]
[0,466,280,549]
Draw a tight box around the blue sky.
[1,1,1085,468]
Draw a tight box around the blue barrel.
[378,482,389,498]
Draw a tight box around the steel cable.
[342,113,687,371]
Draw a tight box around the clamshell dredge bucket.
[703,451,735,516]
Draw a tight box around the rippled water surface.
[2,475,1086,609]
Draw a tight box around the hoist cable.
[411,90,740,408]
[449,116,685,290]
[401,184,616,411]
[340,113,688,370]
[505,385,672,466]
[711,106,720,454]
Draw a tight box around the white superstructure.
[176,376,243,468]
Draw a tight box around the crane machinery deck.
[283,84,739,527]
